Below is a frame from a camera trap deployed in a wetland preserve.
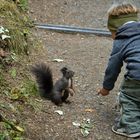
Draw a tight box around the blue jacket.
[103,22,140,90]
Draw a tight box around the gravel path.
[27,0,140,139]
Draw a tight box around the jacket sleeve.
[103,41,124,90]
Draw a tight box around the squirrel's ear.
[60,67,67,74]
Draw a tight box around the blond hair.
[108,3,139,17]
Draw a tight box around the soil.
[26,0,140,140]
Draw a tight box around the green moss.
[0,0,33,54]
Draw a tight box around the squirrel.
[31,63,75,105]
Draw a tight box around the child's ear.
[60,67,68,74]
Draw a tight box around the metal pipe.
[35,23,111,37]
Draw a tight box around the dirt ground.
[26,0,140,140]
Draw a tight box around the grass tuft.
[0,0,33,54]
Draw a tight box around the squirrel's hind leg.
[61,90,71,104]
[52,92,63,105]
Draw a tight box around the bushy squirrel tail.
[31,63,53,99]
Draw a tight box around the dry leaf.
[85,109,95,112]
[0,49,6,57]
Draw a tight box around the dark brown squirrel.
[31,63,75,105]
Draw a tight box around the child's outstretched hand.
[97,88,110,96]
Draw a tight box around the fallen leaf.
[0,49,5,57]
[0,26,4,34]
[52,59,64,62]
[10,88,21,100]
[15,126,24,132]
[1,35,11,40]
[81,128,90,137]
[54,110,64,115]
[80,119,93,137]
[85,109,96,112]
[72,122,81,127]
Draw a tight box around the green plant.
[9,68,17,78]
[0,132,8,140]
[0,70,9,92]
[10,79,38,101]
[23,79,38,95]
[0,0,32,54]
[18,0,28,11]
[0,117,24,140]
